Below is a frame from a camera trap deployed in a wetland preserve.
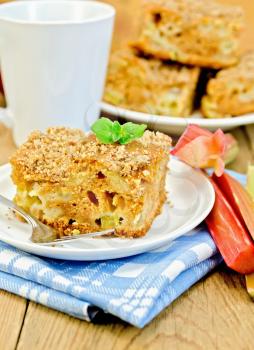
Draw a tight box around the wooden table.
[0,124,254,350]
[1,0,254,346]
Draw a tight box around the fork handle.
[37,229,115,246]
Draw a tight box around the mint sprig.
[91,118,147,145]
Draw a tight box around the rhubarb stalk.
[213,172,254,241]
[171,124,238,176]
[206,178,254,274]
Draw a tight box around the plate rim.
[0,160,215,260]
[101,101,254,128]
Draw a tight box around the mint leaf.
[91,118,115,144]
[119,122,147,144]
[112,121,121,142]
[91,118,147,145]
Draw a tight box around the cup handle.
[0,107,14,128]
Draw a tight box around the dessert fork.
[0,194,115,245]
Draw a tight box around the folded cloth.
[0,170,244,328]
[0,227,221,327]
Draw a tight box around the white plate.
[0,160,215,261]
[101,102,254,135]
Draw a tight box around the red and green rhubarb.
[213,172,254,241]
[172,124,254,275]
[206,178,254,274]
[171,124,239,176]
[205,178,254,274]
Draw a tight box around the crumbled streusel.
[11,127,171,182]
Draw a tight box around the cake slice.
[104,48,200,117]
[133,0,244,69]
[202,52,254,118]
[10,127,171,239]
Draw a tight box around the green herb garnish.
[91,118,147,145]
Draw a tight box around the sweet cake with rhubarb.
[104,48,200,117]
[133,0,244,69]
[10,122,171,239]
[201,52,254,118]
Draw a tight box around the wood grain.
[0,291,27,350]
[1,0,254,349]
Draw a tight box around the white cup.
[0,0,115,145]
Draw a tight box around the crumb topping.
[11,127,171,182]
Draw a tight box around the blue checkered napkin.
[0,170,244,327]
[0,227,221,328]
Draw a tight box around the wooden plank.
[1,1,254,348]
[16,267,254,350]
[0,291,27,350]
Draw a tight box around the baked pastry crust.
[10,127,171,239]
[201,52,254,118]
[104,48,200,117]
[133,0,244,69]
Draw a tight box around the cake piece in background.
[104,48,200,117]
[10,127,171,239]
[133,0,244,69]
[202,52,254,118]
